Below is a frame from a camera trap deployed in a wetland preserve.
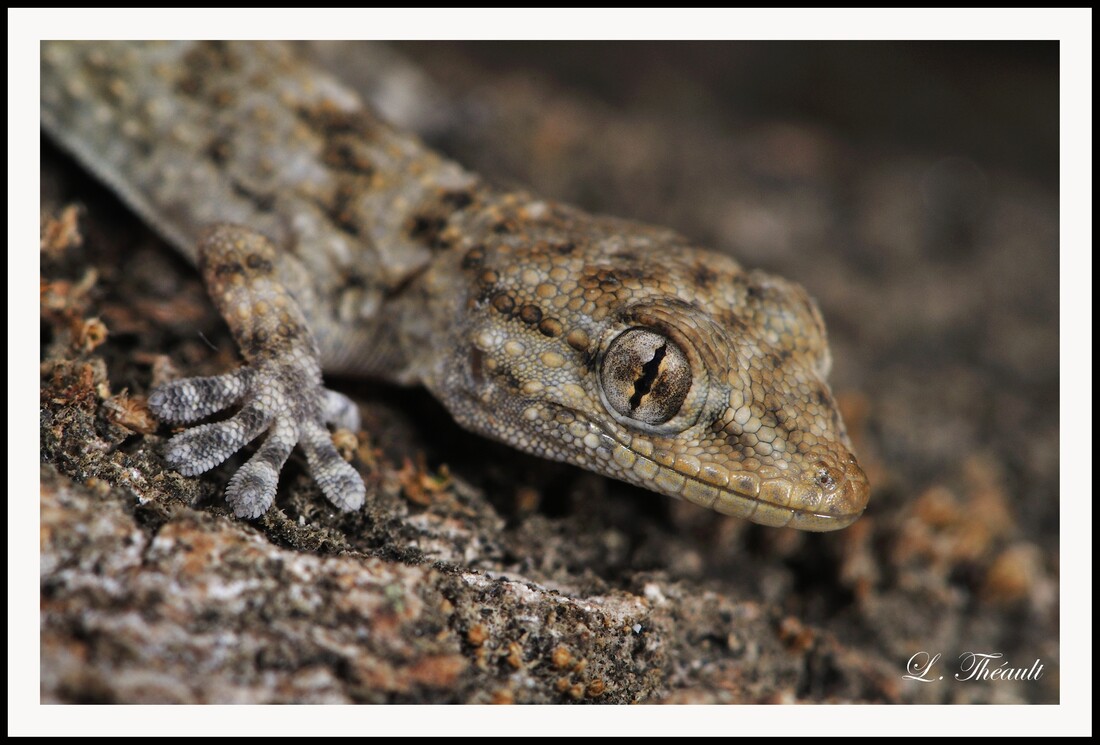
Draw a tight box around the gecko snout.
[789,455,870,531]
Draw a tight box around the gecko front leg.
[148,224,366,518]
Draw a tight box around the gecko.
[40,41,869,531]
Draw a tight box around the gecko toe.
[322,388,362,432]
[162,400,272,476]
[302,421,366,512]
[149,371,250,424]
[226,461,280,518]
[224,419,298,518]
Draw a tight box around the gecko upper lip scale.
[40,41,869,529]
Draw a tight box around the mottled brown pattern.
[41,40,867,530]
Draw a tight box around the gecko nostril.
[813,463,840,492]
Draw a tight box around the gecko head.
[583,273,870,531]
[443,238,869,531]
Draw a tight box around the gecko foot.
[149,370,365,518]
[148,224,366,518]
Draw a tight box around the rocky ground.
[39,42,1059,704]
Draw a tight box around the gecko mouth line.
[545,403,866,532]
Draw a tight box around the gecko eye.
[600,328,692,425]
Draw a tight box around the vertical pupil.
[629,343,666,410]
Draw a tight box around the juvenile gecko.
[40,41,869,531]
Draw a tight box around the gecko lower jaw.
[573,412,869,532]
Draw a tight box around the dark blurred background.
[400,42,1058,186]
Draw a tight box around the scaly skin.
[41,41,869,530]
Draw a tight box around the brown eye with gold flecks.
[600,328,692,425]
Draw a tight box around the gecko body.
[41,41,869,530]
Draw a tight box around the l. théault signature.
[904,652,1045,683]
